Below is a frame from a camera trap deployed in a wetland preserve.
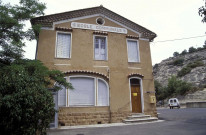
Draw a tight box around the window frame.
[64,75,109,107]
[55,31,72,59]
[96,78,110,106]
[93,35,108,61]
[126,39,140,63]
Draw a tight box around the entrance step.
[123,113,158,124]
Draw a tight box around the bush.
[173,52,180,57]
[188,47,197,53]
[181,49,187,55]
[177,60,204,77]
[177,67,192,77]
[166,76,192,96]
[173,58,184,66]
[187,60,204,68]
[0,60,72,135]
[155,80,167,101]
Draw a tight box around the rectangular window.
[94,36,107,60]
[127,40,140,62]
[56,33,71,58]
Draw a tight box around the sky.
[3,0,206,65]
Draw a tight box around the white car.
[168,98,180,109]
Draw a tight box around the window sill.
[54,57,71,60]
[94,59,108,61]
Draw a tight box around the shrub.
[173,52,180,57]
[0,60,72,135]
[181,49,187,55]
[187,60,204,68]
[177,60,204,77]
[166,76,192,96]
[188,47,197,53]
[173,58,184,66]
[177,67,192,77]
[154,80,167,101]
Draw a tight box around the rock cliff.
[153,49,206,87]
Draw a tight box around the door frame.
[129,77,144,113]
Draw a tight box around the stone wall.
[58,111,130,126]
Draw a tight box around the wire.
[153,35,206,43]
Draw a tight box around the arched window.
[57,76,109,107]
[97,79,109,106]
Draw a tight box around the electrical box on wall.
[150,96,156,103]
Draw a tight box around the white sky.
[3,0,206,65]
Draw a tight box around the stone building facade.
[31,6,157,126]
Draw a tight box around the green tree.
[173,52,179,57]
[0,0,45,64]
[166,76,192,96]
[181,49,187,55]
[154,80,166,101]
[0,0,73,134]
[188,46,197,53]
[0,60,72,135]
[199,0,206,23]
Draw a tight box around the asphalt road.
[47,108,206,135]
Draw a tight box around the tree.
[199,0,206,23]
[166,76,192,96]
[173,52,179,57]
[181,49,187,55]
[188,46,197,53]
[0,0,45,64]
[0,60,72,135]
[154,80,166,101]
[0,0,72,134]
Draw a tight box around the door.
[131,85,142,113]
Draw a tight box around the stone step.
[123,117,158,124]
[127,115,151,119]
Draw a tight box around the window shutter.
[69,77,95,106]
[56,33,71,58]
[94,37,106,60]
[97,79,109,106]
[58,86,66,106]
[127,40,139,62]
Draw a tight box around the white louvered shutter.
[127,40,139,62]
[97,79,109,106]
[94,37,106,60]
[69,77,95,106]
[58,86,66,106]
[56,33,71,58]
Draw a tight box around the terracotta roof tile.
[128,73,144,78]
[31,6,156,41]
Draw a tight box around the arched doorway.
[129,78,143,113]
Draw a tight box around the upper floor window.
[94,36,107,60]
[127,40,140,62]
[56,32,71,58]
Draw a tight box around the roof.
[31,6,156,41]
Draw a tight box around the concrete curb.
[48,120,164,130]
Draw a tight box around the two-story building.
[31,6,157,126]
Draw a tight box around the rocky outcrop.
[153,49,206,87]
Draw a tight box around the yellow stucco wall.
[37,16,157,118]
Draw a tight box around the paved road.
[47,108,206,135]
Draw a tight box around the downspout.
[107,67,112,123]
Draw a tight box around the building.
[31,6,157,126]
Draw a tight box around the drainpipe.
[107,67,112,123]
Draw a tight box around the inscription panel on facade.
[71,22,127,34]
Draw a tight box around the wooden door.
[131,85,142,113]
